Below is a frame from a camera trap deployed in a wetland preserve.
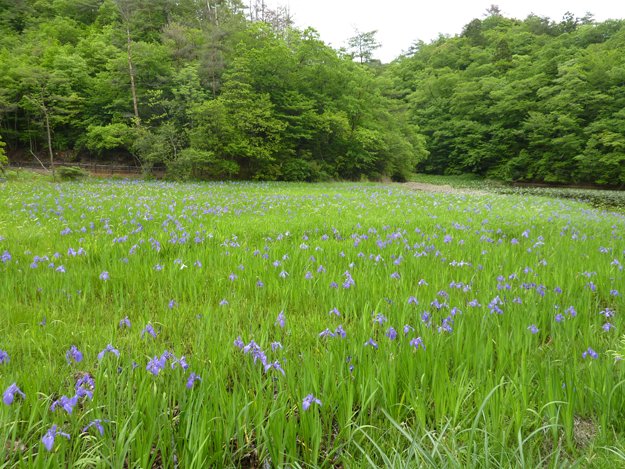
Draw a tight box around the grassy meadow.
[1,179,624,468]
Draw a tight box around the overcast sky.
[279,0,625,63]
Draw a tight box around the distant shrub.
[58,166,89,180]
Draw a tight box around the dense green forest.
[395,8,625,186]
[0,1,624,184]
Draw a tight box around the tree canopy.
[390,10,625,185]
[0,2,624,184]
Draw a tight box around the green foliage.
[0,2,422,181]
[391,13,625,185]
[57,165,89,179]
[77,123,131,156]
[0,133,6,167]
[1,2,624,184]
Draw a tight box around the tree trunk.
[42,91,54,181]
[126,21,140,126]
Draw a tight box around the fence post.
[111,164,114,176]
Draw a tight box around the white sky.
[279,0,625,63]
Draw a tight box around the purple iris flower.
[279,270,289,278]
[257,280,264,287]
[141,324,158,339]
[319,329,336,339]
[271,342,283,351]
[527,325,539,334]
[3,383,25,405]
[76,375,95,391]
[234,337,245,348]
[407,296,419,305]
[566,306,577,317]
[243,340,259,355]
[147,356,165,376]
[99,271,109,281]
[375,313,387,325]
[438,317,454,333]
[51,395,78,414]
[194,260,202,267]
[228,273,238,281]
[56,265,66,273]
[172,356,189,370]
[82,419,108,436]
[42,424,70,451]
[252,349,267,366]
[418,279,428,286]
[74,386,93,401]
[555,313,564,322]
[317,265,326,273]
[600,308,614,318]
[264,360,285,376]
[330,282,338,289]
[275,311,285,328]
[0,350,8,364]
[602,323,616,332]
[410,337,425,350]
[97,344,120,360]
[329,307,341,317]
[1,251,11,263]
[302,394,322,410]
[65,345,83,364]
[364,338,378,349]
[169,300,177,309]
[468,299,481,307]
[385,327,398,341]
[219,299,229,306]
[403,325,414,337]
[40,317,47,326]
[187,373,202,388]
[305,271,313,279]
[582,347,598,359]
[119,317,131,328]
[335,325,347,338]
[390,271,401,280]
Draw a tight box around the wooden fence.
[7,161,165,175]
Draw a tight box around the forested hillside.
[0,0,426,181]
[391,9,625,185]
[1,1,624,184]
